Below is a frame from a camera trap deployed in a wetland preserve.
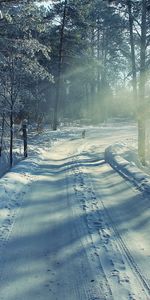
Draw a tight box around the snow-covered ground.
[0,122,149,300]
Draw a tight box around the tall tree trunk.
[10,106,13,167]
[127,0,137,103]
[97,18,101,93]
[127,0,147,165]
[53,0,67,130]
[138,0,147,165]
[85,83,90,117]
[90,28,96,118]
[0,112,5,157]
[101,28,107,122]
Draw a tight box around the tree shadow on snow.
[0,151,149,299]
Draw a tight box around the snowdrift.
[105,143,150,193]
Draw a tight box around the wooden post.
[22,120,27,158]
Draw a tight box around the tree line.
[0,0,150,165]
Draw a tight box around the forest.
[0,3,150,298]
[0,0,150,165]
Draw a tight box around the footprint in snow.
[83,204,87,210]
[111,269,119,277]
[129,293,136,300]
[119,275,130,283]
[93,221,101,225]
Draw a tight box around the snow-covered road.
[0,124,149,299]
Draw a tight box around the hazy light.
[36,0,52,7]
[0,10,3,19]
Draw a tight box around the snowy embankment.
[0,146,40,250]
[105,143,150,193]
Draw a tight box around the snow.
[105,142,150,192]
[0,122,150,299]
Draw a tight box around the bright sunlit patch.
[36,0,52,7]
[0,208,9,219]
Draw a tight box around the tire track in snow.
[67,157,113,300]
[69,157,113,300]
[71,154,150,300]
[99,192,150,298]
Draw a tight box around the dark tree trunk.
[10,108,13,167]
[127,0,137,102]
[138,0,147,165]
[97,18,101,93]
[53,0,67,131]
[0,112,5,157]
[127,0,147,165]
[90,28,96,118]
